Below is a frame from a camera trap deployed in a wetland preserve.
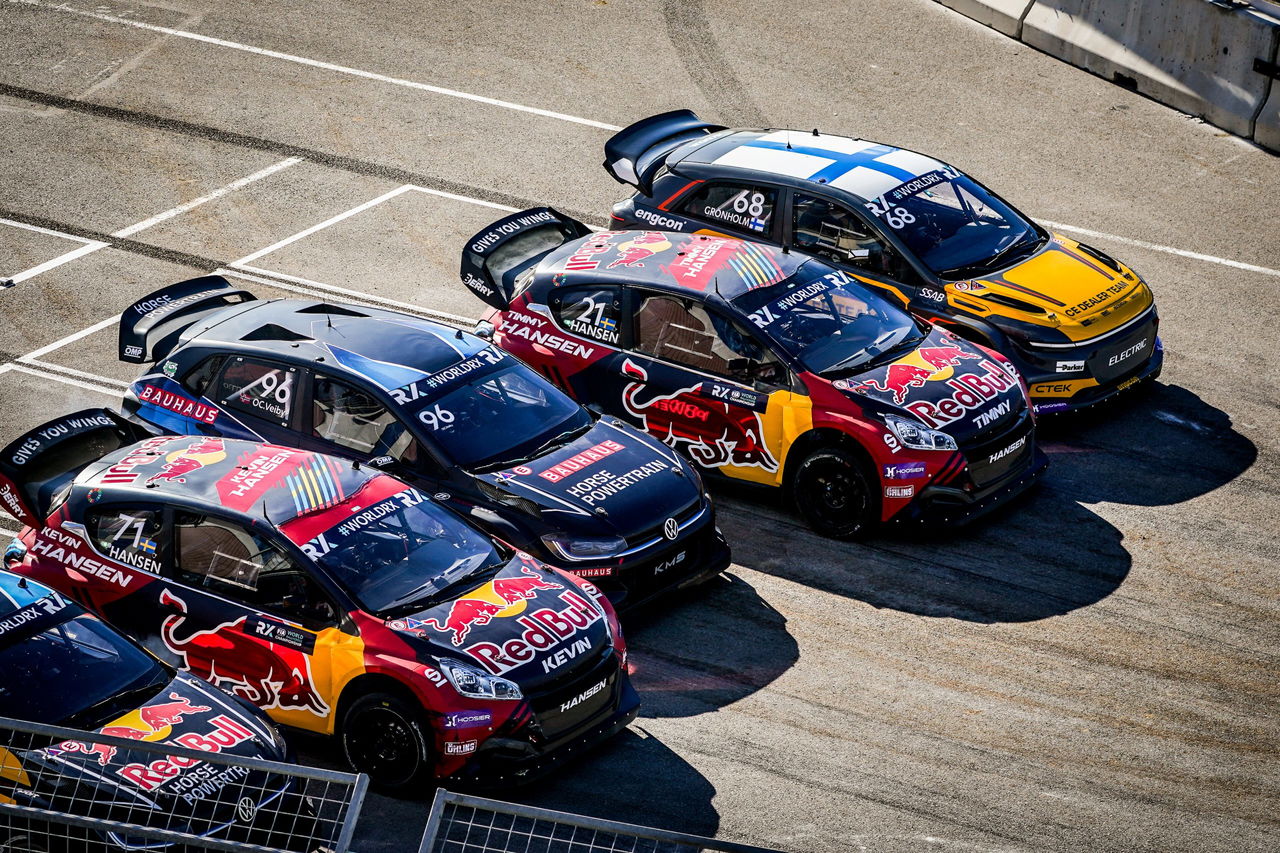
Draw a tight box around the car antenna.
[812,128,820,136]
[455,328,464,340]
[785,130,793,150]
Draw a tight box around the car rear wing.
[460,208,592,310]
[119,275,256,364]
[0,409,157,526]
[603,110,726,197]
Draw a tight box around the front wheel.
[792,447,876,540]
[340,692,433,794]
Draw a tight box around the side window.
[634,294,784,387]
[312,374,419,465]
[551,287,622,346]
[86,508,165,574]
[214,357,296,427]
[181,355,225,397]
[679,183,776,236]
[173,513,338,627]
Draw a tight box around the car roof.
[188,298,489,392]
[0,569,58,615]
[78,434,382,525]
[672,128,953,206]
[538,230,816,300]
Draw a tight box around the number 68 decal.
[418,404,455,430]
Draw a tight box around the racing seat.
[635,295,730,374]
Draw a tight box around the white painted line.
[8,240,110,284]
[404,185,519,213]
[20,358,129,389]
[231,185,417,266]
[112,157,304,238]
[10,0,621,132]
[1041,221,1280,279]
[0,217,98,244]
[19,314,119,361]
[5,363,122,395]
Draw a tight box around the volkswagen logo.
[235,796,257,823]
[662,517,679,541]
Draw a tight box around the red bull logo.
[425,558,563,646]
[55,693,210,766]
[148,437,227,483]
[851,340,982,404]
[159,590,330,715]
[620,360,778,472]
[606,233,672,269]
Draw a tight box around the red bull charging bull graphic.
[425,559,565,646]
[849,340,983,404]
[620,360,778,471]
[159,590,330,716]
[606,233,672,269]
[147,437,227,483]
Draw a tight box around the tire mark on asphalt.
[0,209,221,272]
[0,83,596,224]
[659,0,767,126]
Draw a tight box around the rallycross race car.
[460,209,1047,539]
[0,413,639,792]
[0,570,319,852]
[115,276,728,610]
[603,111,1163,415]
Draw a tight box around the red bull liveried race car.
[115,277,727,610]
[603,111,1163,415]
[461,209,1047,539]
[0,412,638,792]
[0,570,320,851]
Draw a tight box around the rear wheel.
[340,692,433,794]
[792,447,876,540]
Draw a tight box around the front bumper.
[563,502,730,611]
[896,446,1049,528]
[443,660,641,789]
[1028,338,1164,415]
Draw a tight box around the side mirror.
[726,357,755,372]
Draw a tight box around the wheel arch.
[782,426,878,497]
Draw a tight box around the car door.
[152,510,357,732]
[613,289,800,486]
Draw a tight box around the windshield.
[734,267,923,375]
[863,170,1041,279]
[0,602,167,726]
[305,486,506,616]
[398,357,590,469]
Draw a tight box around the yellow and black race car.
[605,111,1163,415]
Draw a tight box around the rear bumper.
[897,446,1049,528]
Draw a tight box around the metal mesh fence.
[0,715,367,852]
[417,790,785,853]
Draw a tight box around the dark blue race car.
[116,277,728,609]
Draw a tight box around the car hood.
[964,235,1153,336]
[388,554,611,691]
[829,328,1026,440]
[26,673,284,827]
[481,418,700,537]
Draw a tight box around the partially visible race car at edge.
[460,208,1048,539]
[603,110,1163,415]
[0,569,319,851]
[114,276,729,610]
[0,413,639,792]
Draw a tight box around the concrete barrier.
[934,0,1036,36]
[933,0,1280,153]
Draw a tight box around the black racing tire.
[340,691,433,794]
[792,447,877,540]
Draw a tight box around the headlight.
[4,537,27,567]
[439,658,522,700]
[541,533,627,562]
[473,320,495,340]
[885,414,958,452]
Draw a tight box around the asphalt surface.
[1,1,1277,851]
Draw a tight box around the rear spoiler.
[460,208,592,311]
[603,110,726,197]
[0,409,157,526]
[119,275,255,364]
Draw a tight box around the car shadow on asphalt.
[1036,382,1257,507]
